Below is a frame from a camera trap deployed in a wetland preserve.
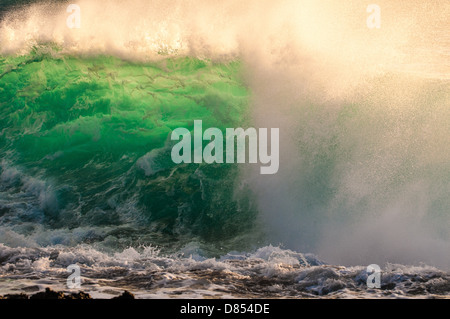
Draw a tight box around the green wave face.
[0,46,258,252]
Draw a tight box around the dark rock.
[1,288,93,300]
[3,293,29,299]
[30,288,66,299]
[67,291,92,299]
[112,291,135,299]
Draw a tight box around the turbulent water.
[0,0,449,298]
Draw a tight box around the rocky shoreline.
[0,288,135,299]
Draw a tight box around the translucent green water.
[0,45,258,252]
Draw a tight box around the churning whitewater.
[0,0,449,298]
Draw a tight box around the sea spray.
[0,2,449,300]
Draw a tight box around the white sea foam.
[0,243,448,298]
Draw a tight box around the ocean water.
[0,0,449,298]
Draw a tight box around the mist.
[1,0,449,268]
